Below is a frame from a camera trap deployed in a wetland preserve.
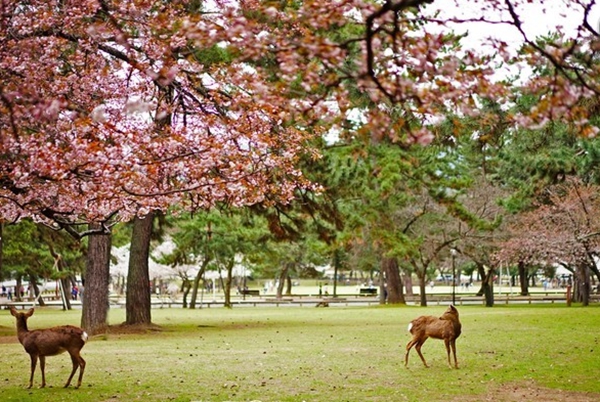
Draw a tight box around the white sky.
[434,0,600,49]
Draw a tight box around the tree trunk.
[276,264,289,299]
[285,274,292,296]
[418,274,427,307]
[476,264,487,296]
[189,270,202,309]
[189,260,208,309]
[223,258,234,308]
[81,225,111,335]
[332,249,341,297]
[518,261,529,296]
[15,276,23,301]
[530,273,537,287]
[29,274,45,306]
[403,273,414,297]
[48,247,72,310]
[181,278,191,308]
[382,257,405,304]
[483,267,495,307]
[125,213,154,325]
[59,276,72,311]
[575,264,590,306]
[411,260,428,307]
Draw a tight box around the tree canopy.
[3,1,600,312]
[2,0,600,232]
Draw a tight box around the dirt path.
[457,381,600,402]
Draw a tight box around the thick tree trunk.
[575,264,590,306]
[382,257,405,304]
[518,261,529,296]
[81,225,111,335]
[125,214,154,325]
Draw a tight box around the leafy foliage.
[2,220,85,281]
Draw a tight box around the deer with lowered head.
[10,307,88,389]
[404,304,461,369]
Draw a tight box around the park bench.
[240,289,261,296]
[359,288,377,296]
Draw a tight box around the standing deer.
[10,307,88,389]
[404,304,461,369]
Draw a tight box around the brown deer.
[10,307,88,389]
[404,304,461,369]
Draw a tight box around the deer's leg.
[404,338,417,367]
[39,355,46,388]
[65,352,85,388]
[450,339,459,369]
[415,340,429,368]
[444,338,453,369]
[28,354,37,389]
[75,354,86,388]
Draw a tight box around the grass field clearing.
[0,304,598,401]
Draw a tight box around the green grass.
[1,304,599,401]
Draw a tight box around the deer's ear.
[25,308,35,317]
[10,307,17,317]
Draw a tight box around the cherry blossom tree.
[1,0,319,332]
[0,1,319,229]
[4,1,598,228]
[494,179,600,305]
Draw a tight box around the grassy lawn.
[1,304,599,402]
